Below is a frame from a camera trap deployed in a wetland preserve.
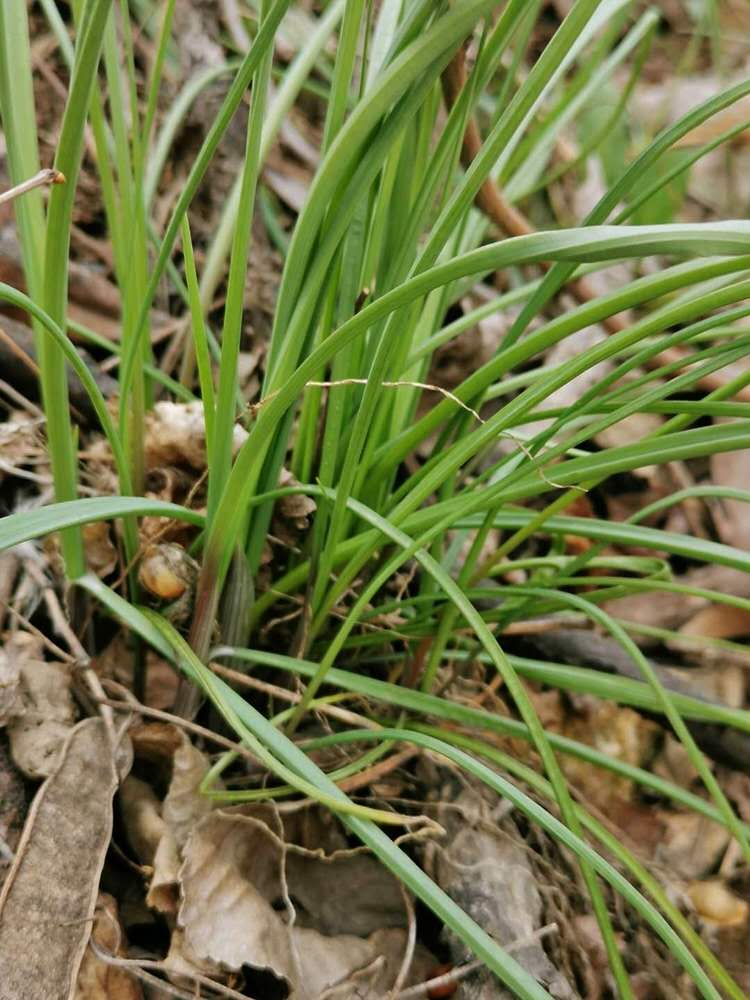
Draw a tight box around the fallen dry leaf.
[0,551,20,632]
[675,94,750,148]
[74,893,143,1000]
[680,604,750,642]
[118,776,165,866]
[606,565,750,632]
[96,635,179,712]
[632,75,750,216]
[0,718,121,1000]
[176,807,415,998]
[127,720,184,772]
[161,733,214,849]
[118,769,180,914]
[121,725,214,915]
[594,409,663,474]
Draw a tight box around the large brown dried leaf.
[177,809,411,998]
[0,719,120,1000]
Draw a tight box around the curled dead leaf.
[161,734,214,849]
[176,808,419,999]
[124,726,214,915]
[118,776,165,866]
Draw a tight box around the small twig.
[23,560,117,747]
[210,660,382,731]
[389,886,417,998]
[0,378,45,416]
[88,936,252,1000]
[97,684,262,761]
[501,614,589,635]
[251,376,485,425]
[317,956,388,1000]
[336,747,419,795]
[0,599,76,663]
[0,168,65,206]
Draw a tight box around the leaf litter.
[4,4,750,998]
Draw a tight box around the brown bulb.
[138,543,194,600]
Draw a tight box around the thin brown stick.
[0,168,65,206]
[441,50,627,336]
[88,937,252,1000]
[210,660,381,730]
[97,688,261,761]
[336,747,419,795]
[23,559,117,747]
[442,49,750,401]
[0,378,44,416]
[389,886,417,998]
[0,600,76,663]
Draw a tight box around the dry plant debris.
[3,3,750,997]
[432,787,578,1000]
[0,719,121,1000]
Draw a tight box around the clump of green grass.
[2,2,750,997]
